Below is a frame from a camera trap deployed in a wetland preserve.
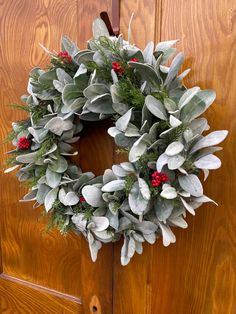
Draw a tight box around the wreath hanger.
[100,0,120,36]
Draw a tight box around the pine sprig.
[36,135,56,158]
[9,103,30,112]
[117,79,145,109]
[47,200,72,234]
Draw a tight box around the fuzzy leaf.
[158,222,176,246]
[115,108,133,132]
[135,221,158,234]
[165,141,184,156]
[178,174,203,197]
[178,86,200,109]
[138,178,151,200]
[64,191,80,206]
[160,185,177,199]
[143,41,154,64]
[191,130,228,153]
[145,95,167,120]
[155,199,174,222]
[180,90,216,122]
[180,197,195,215]
[156,153,169,172]
[48,156,68,173]
[92,18,109,38]
[194,154,221,169]
[103,169,117,184]
[102,180,125,192]
[128,134,149,162]
[16,152,37,164]
[46,168,61,188]
[36,184,51,204]
[128,182,149,215]
[91,216,109,232]
[45,117,73,136]
[83,83,109,100]
[44,188,59,212]
[168,154,185,170]
[164,52,184,87]
[82,185,104,207]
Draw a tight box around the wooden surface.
[0,1,113,313]
[0,0,236,313]
[113,1,236,313]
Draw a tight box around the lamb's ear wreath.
[5,18,228,265]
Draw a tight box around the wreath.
[5,18,228,265]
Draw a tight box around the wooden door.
[0,1,113,313]
[1,1,235,313]
[113,0,236,313]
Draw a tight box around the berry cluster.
[111,58,138,76]
[57,51,72,63]
[17,137,31,150]
[111,61,124,75]
[151,171,169,187]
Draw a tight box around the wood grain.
[0,274,82,314]
[150,1,236,313]
[1,0,235,313]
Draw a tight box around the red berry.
[131,58,139,62]
[57,51,72,63]
[79,196,86,203]
[151,170,169,187]
[17,137,31,150]
[111,61,125,75]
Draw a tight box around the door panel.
[1,1,235,313]
[114,1,236,313]
[0,1,113,313]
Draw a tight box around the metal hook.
[100,0,120,36]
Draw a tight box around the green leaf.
[164,52,184,87]
[92,18,109,38]
[178,174,203,197]
[194,154,221,169]
[45,117,73,136]
[145,95,167,120]
[165,141,184,156]
[160,185,177,199]
[46,168,61,188]
[190,130,228,153]
[128,134,149,163]
[102,180,126,192]
[180,90,216,122]
[155,199,174,222]
[82,185,104,207]
[61,35,79,57]
[115,108,133,132]
[44,187,59,212]
[48,156,68,173]
[62,84,82,106]
[128,61,160,85]
[178,86,200,109]
[128,182,149,215]
[84,84,109,100]
[87,94,114,114]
